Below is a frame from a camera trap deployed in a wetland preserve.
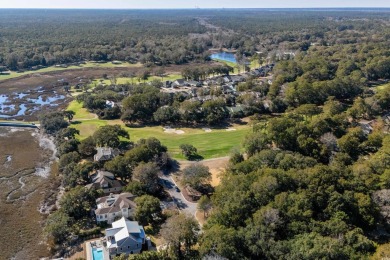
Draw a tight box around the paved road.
[160,174,198,217]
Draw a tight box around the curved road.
[160,174,198,217]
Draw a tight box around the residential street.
[160,173,198,217]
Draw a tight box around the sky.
[1,0,390,9]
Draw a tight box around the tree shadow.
[70,120,81,125]
[188,154,204,161]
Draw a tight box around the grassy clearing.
[377,83,390,92]
[70,117,250,159]
[0,62,141,81]
[67,100,96,120]
[212,58,258,74]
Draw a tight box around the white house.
[95,193,137,224]
[105,217,146,257]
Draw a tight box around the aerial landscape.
[0,1,390,259]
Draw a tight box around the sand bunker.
[203,128,212,132]
[226,128,237,131]
[163,127,185,134]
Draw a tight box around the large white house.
[95,193,137,224]
[105,217,145,257]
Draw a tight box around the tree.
[182,163,211,192]
[44,210,71,244]
[293,104,322,118]
[78,136,96,157]
[133,162,161,195]
[116,251,170,260]
[58,151,80,170]
[40,112,69,135]
[202,98,228,125]
[337,127,366,160]
[243,131,271,157]
[179,144,198,159]
[56,127,79,140]
[93,125,129,148]
[134,195,163,226]
[229,148,244,165]
[153,106,180,124]
[63,110,75,122]
[199,225,244,259]
[105,155,131,181]
[57,139,80,156]
[160,213,200,258]
[59,186,98,220]
[198,196,212,217]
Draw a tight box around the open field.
[69,101,251,160]
[0,127,57,259]
[69,107,251,159]
[212,58,259,74]
[67,100,97,120]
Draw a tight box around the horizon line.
[0,7,390,10]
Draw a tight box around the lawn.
[70,118,251,160]
[0,61,141,81]
[67,100,96,120]
[212,58,259,74]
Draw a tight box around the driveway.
[160,174,198,217]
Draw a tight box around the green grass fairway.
[67,100,97,120]
[70,118,250,159]
[212,58,258,74]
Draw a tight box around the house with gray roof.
[94,147,120,162]
[105,217,145,257]
[95,193,137,224]
[86,170,123,194]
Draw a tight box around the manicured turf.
[67,100,96,120]
[69,117,251,160]
[212,58,259,74]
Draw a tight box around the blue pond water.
[210,52,237,64]
[92,247,104,260]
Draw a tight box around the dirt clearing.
[178,156,229,187]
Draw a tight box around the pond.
[210,52,237,64]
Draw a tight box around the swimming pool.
[92,247,104,260]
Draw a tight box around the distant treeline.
[0,9,389,70]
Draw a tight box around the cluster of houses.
[163,64,274,91]
[159,64,274,109]
[86,147,147,259]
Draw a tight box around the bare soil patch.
[0,127,57,259]
[178,156,229,187]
